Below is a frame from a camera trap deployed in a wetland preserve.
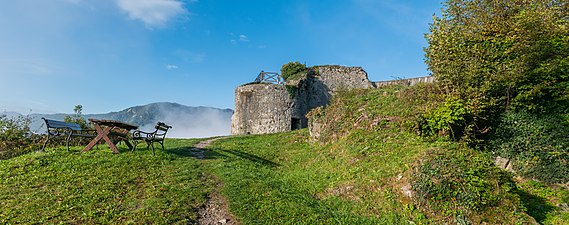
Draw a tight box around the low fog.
[139,107,232,138]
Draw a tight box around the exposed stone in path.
[197,188,237,225]
[190,137,239,225]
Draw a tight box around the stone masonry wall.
[290,66,374,130]
[231,65,436,136]
[314,66,374,93]
[231,83,292,135]
[373,76,436,87]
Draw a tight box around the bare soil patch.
[192,137,239,225]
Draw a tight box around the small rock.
[558,203,569,212]
[218,219,228,224]
[396,174,403,180]
[494,156,515,172]
[401,183,413,198]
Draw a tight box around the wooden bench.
[132,122,172,156]
[41,118,96,151]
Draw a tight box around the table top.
[88,119,139,130]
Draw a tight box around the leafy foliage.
[412,147,528,224]
[489,110,569,184]
[425,0,569,138]
[419,97,470,140]
[0,115,43,160]
[63,105,89,129]
[280,61,309,82]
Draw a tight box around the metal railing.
[255,71,284,85]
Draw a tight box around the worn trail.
[191,137,238,225]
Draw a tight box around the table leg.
[82,125,120,153]
[101,130,120,154]
[123,140,134,150]
[83,124,107,152]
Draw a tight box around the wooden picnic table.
[82,119,139,154]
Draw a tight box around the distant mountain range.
[2,102,233,138]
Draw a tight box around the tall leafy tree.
[64,105,89,129]
[426,0,569,117]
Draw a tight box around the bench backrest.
[43,118,82,131]
[154,122,172,137]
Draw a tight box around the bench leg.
[66,133,73,151]
[131,140,137,152]
[41,135,50,152]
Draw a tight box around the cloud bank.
[116,0,187,27]
[137,106,232,138]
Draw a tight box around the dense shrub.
[0,115,43,159]
[419,97,470,140]
[280,62,308,82]
[412,147,528,224]
[425,0,569,138]
[489,110,569,184]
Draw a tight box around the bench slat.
[44,119,82,131]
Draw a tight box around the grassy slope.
[0,139,210,224]
[1,85,567,224]
[202,85,568,224]
[205,130,430,224]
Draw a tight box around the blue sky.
[0,0,442,114]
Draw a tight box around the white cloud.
[166,64,179,70]
[230,34,250,45]
[239,34,249,42]
[116,0,187,27]
[175,50,205,63]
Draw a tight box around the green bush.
[280,62,308,82]
[412,147,526,224]
[425,0,569,138]
[489,110,569,184]
[0,115,43,159]
[419,97,470,140]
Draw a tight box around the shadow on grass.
[216,149,280,167]
[164,146,279,167]
[517,189,558,223]
[164,146,223,158]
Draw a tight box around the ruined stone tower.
[230,84,293,135]
[231,65,374,135]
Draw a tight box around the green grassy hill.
[201,84,567,224]
[1,85,567,224]
[0,140,211,224]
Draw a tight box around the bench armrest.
[132,130,155,139]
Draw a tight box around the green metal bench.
[41,118,96,151]
[132,122,172,156]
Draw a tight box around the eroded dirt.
[191,137,239,225]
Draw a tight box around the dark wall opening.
[291,118,302,130]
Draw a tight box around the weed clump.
[411,147,531,224]
[0,115,43,159]
[489,110,569,184]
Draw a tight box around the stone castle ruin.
[231,65,435,135]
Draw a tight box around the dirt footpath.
[191,137,238,225]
